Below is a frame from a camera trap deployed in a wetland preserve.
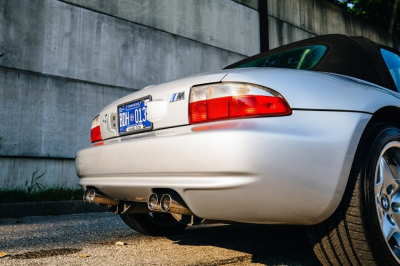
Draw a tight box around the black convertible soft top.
[225,34,399,92]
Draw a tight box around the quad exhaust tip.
[148,193,193,215]
[83,190,193,215]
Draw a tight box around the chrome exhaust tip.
[148,193,159,211]
[160,194,193,215]
[160,194,172,212]
[83,189,95,203]
[83,189,120,206]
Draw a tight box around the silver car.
[76,34,400,265]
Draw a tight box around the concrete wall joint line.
[57,0,250,58]
[0,155,76,161]
[268,14,319,37]
[0,65,138,92]
[231,0,259,11]
[0,66,135,159]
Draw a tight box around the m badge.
[170,92,185,102]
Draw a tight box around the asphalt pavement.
[0,212,320,265]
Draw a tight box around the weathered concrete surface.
[232,0,259,10]
[0,0,246,89]
[0,157,78,188]
[269,17,316,49]
[0,67,132,159]
[61,0,260,56]
[0,0,248,189]
[0,201,107,218]
[268,0,394,47]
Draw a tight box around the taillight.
[189,83,291,124]
[91,115,102,143]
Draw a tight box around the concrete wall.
[1,157,76,189]
[267,0,395,49]
[0,67,131,158]
[232,0,258,10]
[61,0,260,57]
[0,0,257,188]
[0,0,250,89]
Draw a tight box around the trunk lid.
[99,70,231,140]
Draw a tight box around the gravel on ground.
[0,212,320,266]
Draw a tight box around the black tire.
[120,212,187,236]
[307,123,400,266]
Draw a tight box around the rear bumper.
[75,110,371,225]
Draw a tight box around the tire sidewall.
[120,212,187,236]
[364,125,400,266]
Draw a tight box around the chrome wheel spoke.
[377,205,385,222]
[393,247,400,260]
[380,158,400,194]
[391,195,400,225]
[392,194,400,205]
[377,158,384,194]
[390,231,400,260]
[391,163,400,194]
[383,215,398,241]
[392,212,400,226]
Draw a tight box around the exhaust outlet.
[147,193,162,211]
[160,194,193,215]
[83,189,120,206]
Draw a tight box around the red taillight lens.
[91,126,102,143]
[189,83,291,124]
[91,115,103,143]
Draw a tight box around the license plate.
[118,97,152,135]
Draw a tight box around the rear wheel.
[307,123,400,265]
[120,212,187,236]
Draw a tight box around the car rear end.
[76,67,375,225]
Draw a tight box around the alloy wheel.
[375,141,400,263]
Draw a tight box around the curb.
[0,201,108,218]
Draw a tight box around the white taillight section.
[91,115,102,143]
[189,83,291,124]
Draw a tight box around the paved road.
[0,212,320,265]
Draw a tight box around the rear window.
[381,48,400,91]
[235,45,327,70]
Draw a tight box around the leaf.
[35,171,46,181]
[115,241,127,246]
[79,254,90,258]
[0,252,8,258]
[32,169,40,178]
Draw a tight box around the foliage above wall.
[326,0,400,37]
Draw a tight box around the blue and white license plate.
[118,97,152,134]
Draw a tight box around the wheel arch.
[308,118,400,265]
[368,105,400,128]
[343,105,400,195]
[320,106,400,224]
